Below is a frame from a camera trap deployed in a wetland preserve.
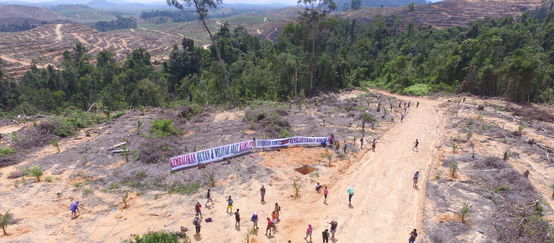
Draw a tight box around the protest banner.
[170,136,330,171]
[170,140,254,171]
[255,136,330,148]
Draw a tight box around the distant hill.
[0,4,66,31]
[335,0,429,10]
[0,4,65,21]
[51,4,116,23]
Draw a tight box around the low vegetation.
[125,231,180,243]
[24,166,43,182]
[0,147,16,158]
[150,119,180,138]
[1,210,12,236]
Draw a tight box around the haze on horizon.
[3,0,444,5]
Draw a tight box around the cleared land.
[1,89,551,242]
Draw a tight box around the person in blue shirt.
[251,212,259,230]
[70,201,80,219]
[347,188,354,205]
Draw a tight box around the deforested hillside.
[0,23,180,78]
[346,0,546,29]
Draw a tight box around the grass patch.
[0,147,16,158]
[167,182,200,195]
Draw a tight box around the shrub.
[1,210,12,236]
[0,147,16,158]
[55,109,106,137]
[24,166,43,182]
[150,119,180,138]
[460,202,472,223]
[126,231,179,243]
[450,161,458,178]
[245,109,291,137]
[45,176,53,182]
[402,83,431,96]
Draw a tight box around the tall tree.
[166,0,233,101]
[298,0,337,93]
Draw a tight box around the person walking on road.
[251,212,259,230]
[274,203,281,219]
[260,185,266,203]
[409,229,418,243]
[266,217,274,236]
[205,189,213,206]
[195,201,202,218]
[322,229,330,243]
[347,188,355,205]
[372,139,376,152]
[413,139,419,152]
[328,220,338,239]
[226,196,234,213]
[304,224,313,242]
[235,209,241,227]
[323,186,329,203]
[413,171,420,189]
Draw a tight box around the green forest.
[0,1,553,115]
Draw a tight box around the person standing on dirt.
[266,217,274,236]
[226,196,234,213]
[251,212,259,230]
[416,102,420,108]
[70,201,80,219]
[413,171,420,189]
[371,139,376,152]
[409,229,418,243]
[335,140,340,152]
[360,136,364,149]
[347,188,355,205]
[401,113,405,122]
[235,209,241,227]
[193,216,201,235]
[413,139,419,152]
[206,189,213,206]
[328,220,338,239]
[323,186,329,203]
[343,141,347,154]
[260,185,266,203]
[274,203,281,219]
[271,211,278,224]
[195,201,202,218]
[322,229,330,243]
[304,224,313,242]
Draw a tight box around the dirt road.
[55,24,63,42]
[255,93,446,242]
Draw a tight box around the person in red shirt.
[195,202,202,218]
[266,217,274,236]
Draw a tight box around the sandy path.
[55,24,63,42]
[259,93,445,242]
